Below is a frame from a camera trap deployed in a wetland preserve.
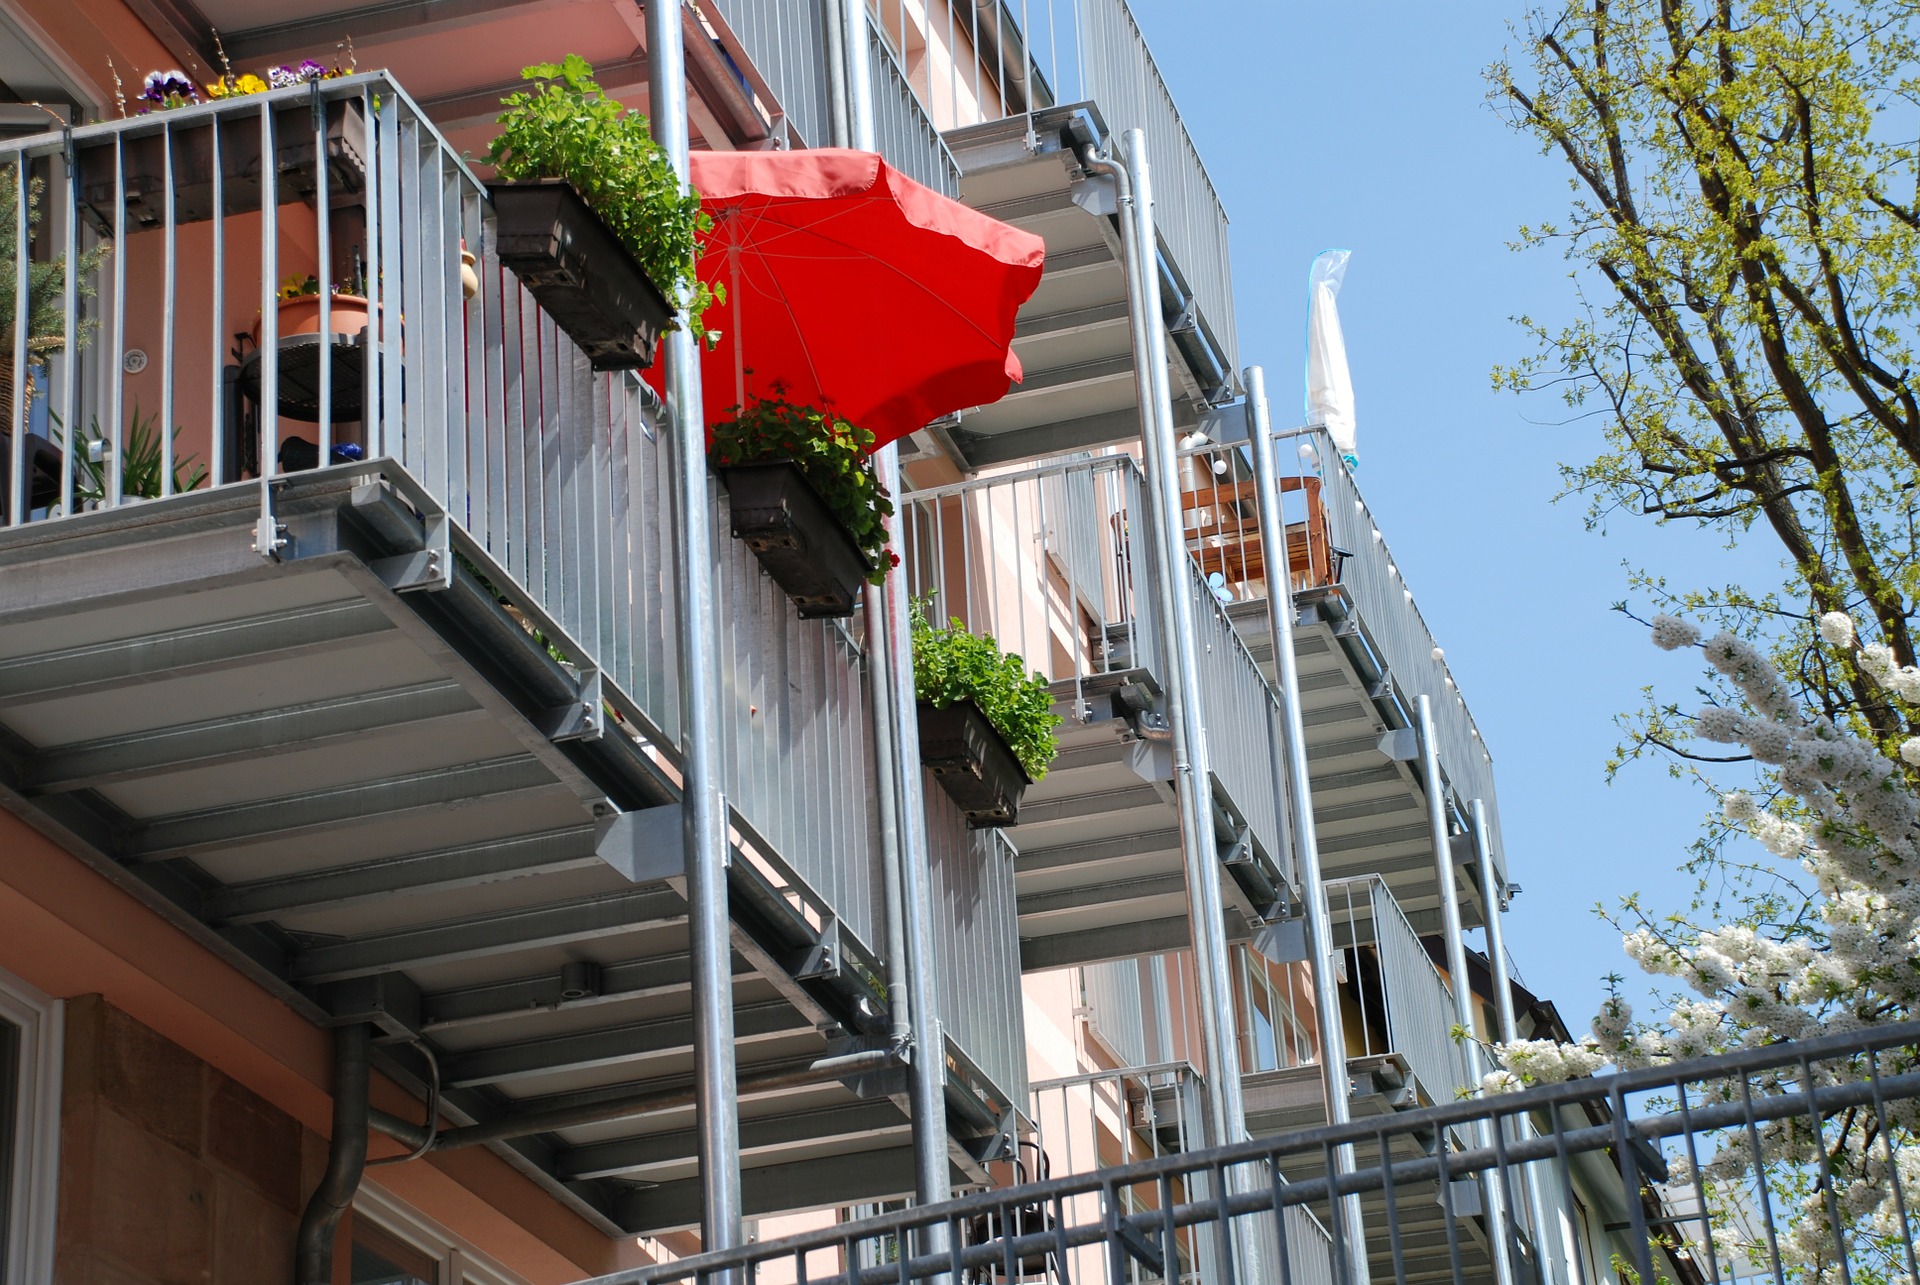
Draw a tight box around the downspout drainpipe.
[1418,698,1514,1285]
[840,0,952,1231]
[1082,132,1244,1151]
[648,0,743,1260]
[1474,798,1550,1281]
[1244,368,1369,1285]
[1123,127,1245,1151]
[295,1023,371,1285]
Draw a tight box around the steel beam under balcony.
[1014,783,1166,826]
[126,756,564,860]
[421,953,760,1034]
[1002,354,1134,397]
[422,56,652,130]
[618,1147,925,1232]
[439,1001,812,1090]
[24,680,485,793]
[1011,827,1183,874]
[222,0,578,62]
[289,888,686,983]
[1013,300,1131,341]
[207,827,605,925]
[949,402,1199,467]
[1016,872,1187,919]
[1313,795,1421,826]
[560,1100,907,1181]
[0,600,393,709]
[1019,917,1191,971]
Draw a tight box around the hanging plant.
[486,55,718,346]
[709,396,893,576]
[911,598,1061,782]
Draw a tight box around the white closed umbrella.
[1304,249,1357,463]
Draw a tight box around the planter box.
[488,179,673,371]
[721,460,871,619]
[918,699,1033,828]
[75,98,366,236]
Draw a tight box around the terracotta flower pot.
[252,293,370,346]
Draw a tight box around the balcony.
[910,0,1237,469]
[0,74,1022,1235]
[1174,430,1506,933]
[898,453,1293,970]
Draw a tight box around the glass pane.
[0,1016,20,1274]
[351,1221,437,1285]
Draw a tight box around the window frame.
[0,967,60,1285]
[353,1184,529,1285]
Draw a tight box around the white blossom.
[1901,739,1920,767]
[1818,612,1856,648]
[1651,614,1701,651]
[1696,706,1748,743]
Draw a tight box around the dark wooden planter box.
[488,179,673,371]
[721,460,872,619]
[75,98,366,236]
[918,699,1033,828]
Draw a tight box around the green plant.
[709,396,894,581]
[53,404,206,503]
[486,55,718,344]
[0,167,109,398]
[910,597,1061,780]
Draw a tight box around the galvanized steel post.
[649,0,743,1256]
[839,0,952,1221]
[1418,697,1513,1285]
[1118,127,1244,1148]
[1245,367,1369,1285]
[1473,797,1550,1280]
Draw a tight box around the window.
[351,1186,528,1285]
[0,967,60,1285]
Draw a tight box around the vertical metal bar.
[60,131,79,515]
[1090,129,1242,1149]
[1800,1054,1852,1285]
[8,155,28,525]
[109,134,127,509]
[257,101,280,525]
[1419,694,1512,1285]
[843,0,951,1234]
[160,124,177,494]
[314,84,333,455]
[1610,1083,1656,1285]
[648,0,741,1260]
[1248,363,1366,1279]
[1476,796,1553,1283]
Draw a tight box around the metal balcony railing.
[0,71,1025,1107]
[897,452,1289,879]
[704,0,962,194]
[573,1019,1920,1285]
[870,0,1237,378]
[1177,427,1502,875]
[1323,875,1471,1107]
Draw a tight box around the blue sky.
[1124,0,1784,1032]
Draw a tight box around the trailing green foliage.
[53,403,206,503]
[910,597,1061,780]
[486,55,717,344]
[708,396,894,581]
[0,168,109,393]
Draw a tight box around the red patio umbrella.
[657,149,1044,450]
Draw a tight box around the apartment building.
[0,3,1698,1285]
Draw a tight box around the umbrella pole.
[841,0,956,1242]
[648,0,743,1261]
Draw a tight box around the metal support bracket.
[1218,824,1253,869]
[541,668,605,743]
[369,513,453,593]
[254,482,289,560]
[790,916,843,982]
[317,972,423,1043]
[959,1108,1018,1166]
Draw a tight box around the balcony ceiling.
[128,0,766,160]
[0,471,987,1236]
[939,109,1207,470]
